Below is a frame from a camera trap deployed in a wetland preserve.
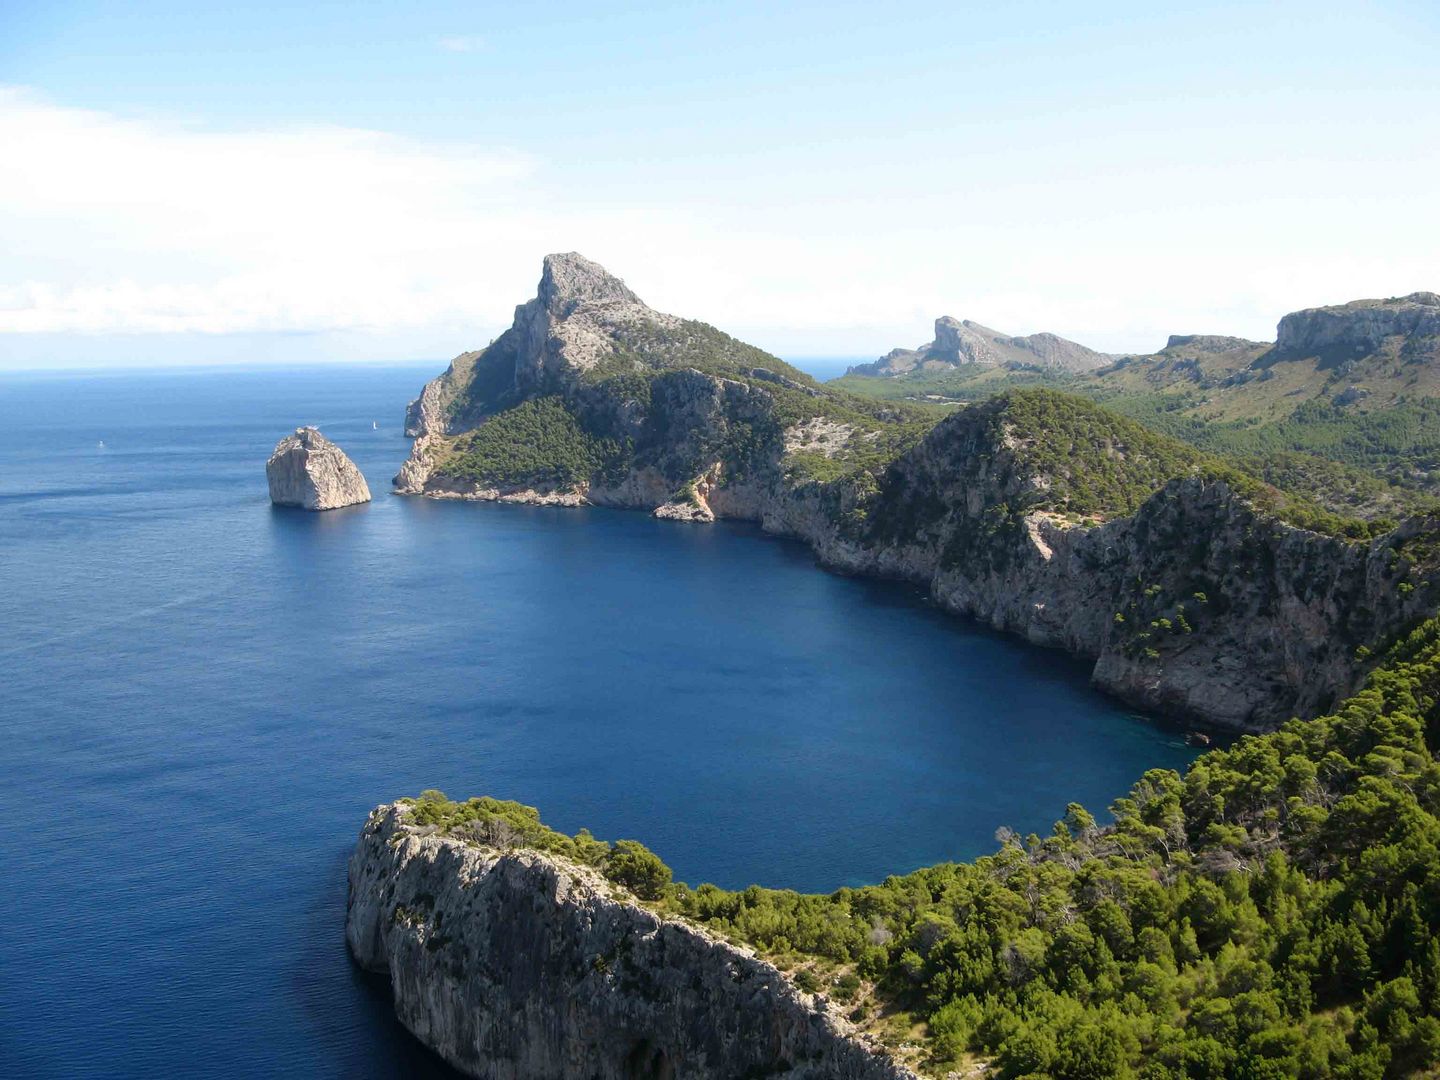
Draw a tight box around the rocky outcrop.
[347,803,917,1080]
[400,254,674,451]
[850,316,1111,376]
[266,427,371,510]
[1272,291,1440,362]
[1162,333,1268,354]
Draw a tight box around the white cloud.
[437,35,485,53]
[0,87,557,337]
[0,85,1437,367]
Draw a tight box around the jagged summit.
[400,252,804,449]
[851,315,1110,376]
[535,252,642,311]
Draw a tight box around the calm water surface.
[0,365,1202,1077]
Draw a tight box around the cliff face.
[393,256,1440,731]
[843,421,1436,727]
[266,427,371,510]
[1273,291,1440,361]
[762,403,1436,730]
[347,803,917,1080]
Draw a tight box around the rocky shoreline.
[397,472,1433,732]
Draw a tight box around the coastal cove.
[0,365,1203,1078]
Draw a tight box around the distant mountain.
[836,291,1440,505]
[848,316,1112,376]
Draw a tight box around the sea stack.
[266,427,372,510]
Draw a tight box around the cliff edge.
[347,802,918,1080]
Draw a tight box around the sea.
[0,361,1202,1077]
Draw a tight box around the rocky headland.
[267,427,372,510]
[390,254,1440,732]
[347,801,918,1080]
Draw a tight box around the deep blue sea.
[0,364,1202,1078]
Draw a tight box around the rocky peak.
[924,316,1108,372]
[536,252,643,313]
[1273,291,1440,360]
[930,316,986,360]
[850,315,1111,377]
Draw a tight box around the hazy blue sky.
[2,0,1438,368]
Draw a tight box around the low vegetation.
[879,389,1397,541]
[404,791,673,901]
[417,614,1440,1078]
[439,396,626,488]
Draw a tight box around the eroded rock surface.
[1273,291,1440,360]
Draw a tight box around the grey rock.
[347,803,918,1080]
[266,427,371,510]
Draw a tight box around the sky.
[2,0,1439,370]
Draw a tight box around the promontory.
[393,253,1440,732]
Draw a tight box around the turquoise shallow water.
[0,364,1201,1077]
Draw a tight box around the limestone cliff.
[393,255,1440,731]
[266,427,371,510]
[1272,291,1440,362]
[347,803,917,1080]
[787,401,1438,730]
